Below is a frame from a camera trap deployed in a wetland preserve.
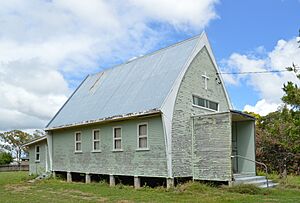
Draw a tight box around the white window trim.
[137,122,149,150]
[192,104,218,112]
[74,131,82,153]
[112,126,123,152]
[35,145,40,162]
[92,129,101,152]
[192,94,219,112]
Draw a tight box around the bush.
[0,152,13,165]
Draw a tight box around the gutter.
[45,109,161,131]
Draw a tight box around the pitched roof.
[46,35,201,129]
[22,136,47,147]
[46,33,231,130]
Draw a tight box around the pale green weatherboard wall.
[193,113,232,181]
[233,121,256,174]
[51,115,168,177]
[171,47,231,177]
[29,140,48,175]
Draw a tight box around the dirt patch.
[40,188,108,202]
[5,184,31,192]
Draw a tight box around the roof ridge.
[90,33,203,77]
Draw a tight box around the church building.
[24,32,268,188]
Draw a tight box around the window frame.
[92,129,101,152]
[112,126,123,151]
[192,95,219,112]
[35,145,40,162]
[74,131,82,153]
[137,122,149,150]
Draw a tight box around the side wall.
[171,47,231,177]
[29,140,48,175]
[51,115,168,177]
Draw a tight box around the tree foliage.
[0,130,34,164]
[255,107,300,174]
[0,151,13,165]
[255,36,300,175]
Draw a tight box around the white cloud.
[222,37,300,115]
[0,0,219,131]
[244,99,280,116]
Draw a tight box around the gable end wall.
[171,47,231,177]
[29,140,48,175]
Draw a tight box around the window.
[75,132,82,152]
[138,123,148,149]
[113,127,122,150]
[35,145,40,162]
[92,129,100,152]
[192,95,218,111]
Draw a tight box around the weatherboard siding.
[51,115,168,177]
[171,47,231,177]
[193,113,232,181]
[29,140,48,175]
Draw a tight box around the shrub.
[0,152,13,165]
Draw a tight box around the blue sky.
[0,0,299,130]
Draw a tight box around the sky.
[0,0,299,131]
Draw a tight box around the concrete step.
[233,173,256,178]
[260,182,279,188]
[233,175,278,188]
[234,176,266,184]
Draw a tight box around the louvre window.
[192,95,218,111]
[138,124,148,149]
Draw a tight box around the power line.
[217,69,299,75]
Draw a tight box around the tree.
[0,151,13,165]
[0,130,34,164]
[254,32,300,175]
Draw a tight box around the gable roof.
[22,136,47,147]
[46,32,231,130]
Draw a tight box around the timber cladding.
[171,47,231,178]
[192,113,232,181]
[51,115,168,177]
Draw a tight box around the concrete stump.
[166,177,174,189]
[134,176,141,189]
[109,175,115,187]
[85,173,91,183]
[67,172,72,182]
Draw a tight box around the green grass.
[1,172,300,203]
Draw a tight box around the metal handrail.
[231,155,269,188]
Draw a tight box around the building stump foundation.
[134,176,141,189]
[85,173,91,183]
[67,171,72,182]
[109,175,115,187]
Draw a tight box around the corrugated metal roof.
[46,35,200,129]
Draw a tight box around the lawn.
[0,172,299,203]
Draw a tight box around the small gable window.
[137,123,148,149]
[92,129,101,152]
[75,132,82,152]
[35,145,40,162]
[113,127,122,151]
[193,95,218,111]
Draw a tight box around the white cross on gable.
[201,72,209,90]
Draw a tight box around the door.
[232,122,238,173]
